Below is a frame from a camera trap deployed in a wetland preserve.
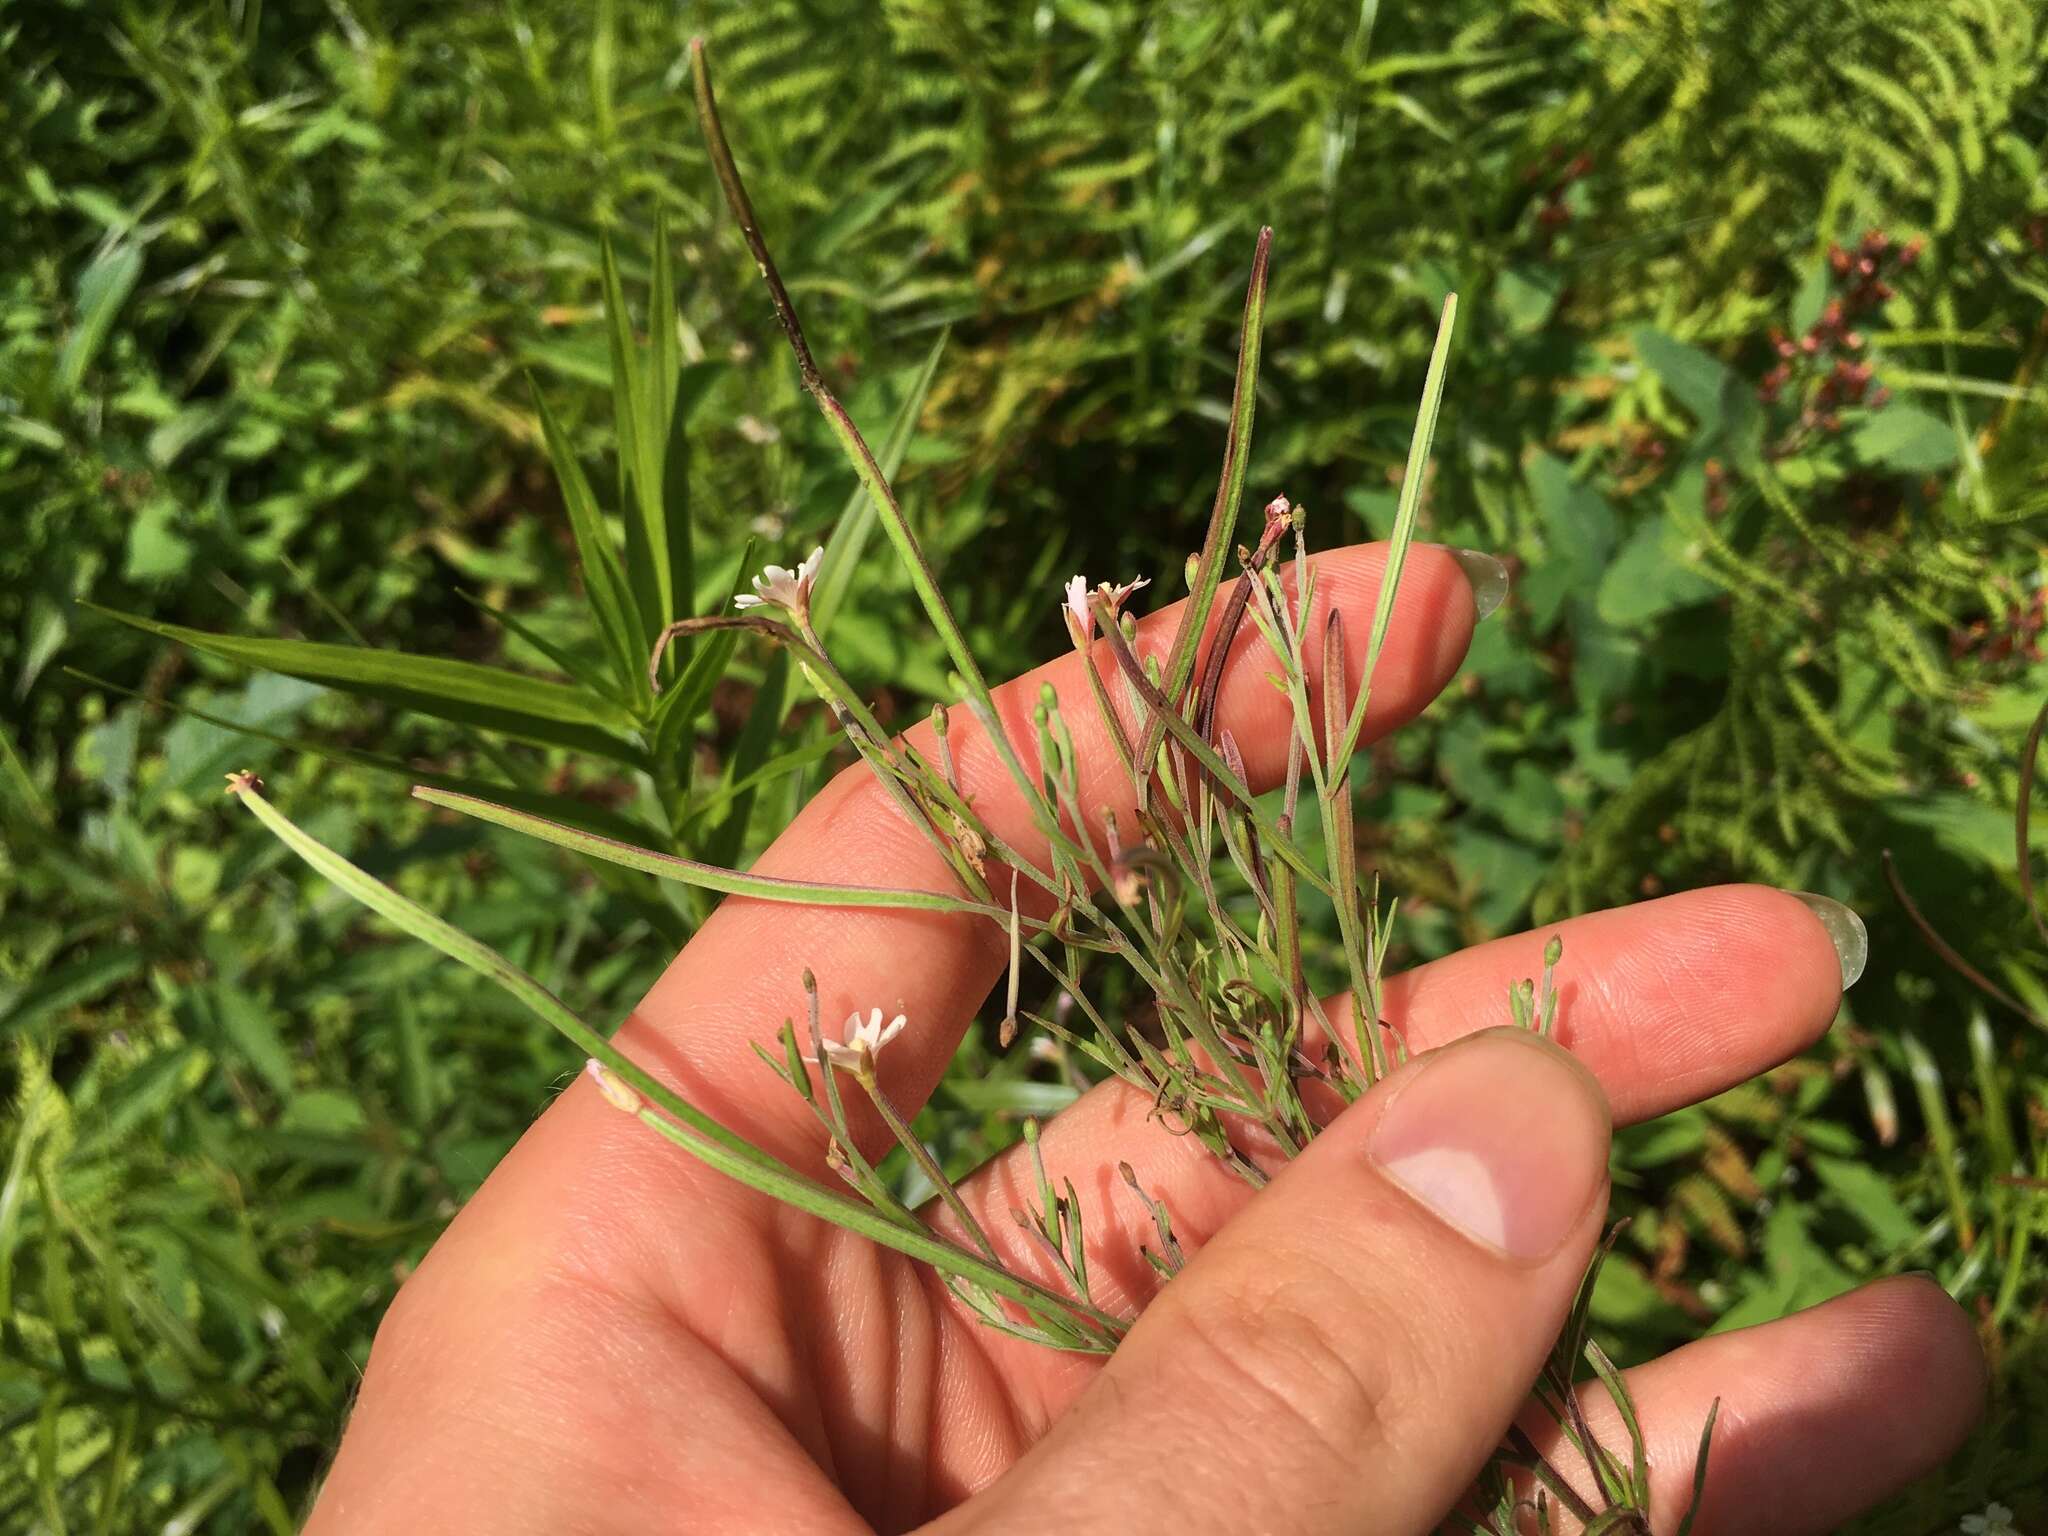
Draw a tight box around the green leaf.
[701,652,793,869]
[682,735,837,837]
[80,604,645,765]
[1809,1154,1919,1251]
[1632,327,1731,429]
[229,777,1115,1341]
[530,384,651,710]
[458,589,622,702]
[653,220,694,640]
[0,949,140,1037]
[697,337,948,860]
[649,536,756,780]
[74,664,660,844]
[1495,265,1560,334]
[1850,403,1961,475]
[602,231,670,641]
[1526,451,1619,585]
[811,330,949,638]
[1595,512,1721,627]
[413,784,1019,920]
[208,983,298,1099]
[57,242,143,398]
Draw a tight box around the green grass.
[5,0,2048,1527]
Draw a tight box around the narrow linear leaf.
[1338,293,1457,767]
[70,665,661,845]
[57,242,144,397]
[1137,227,1273,781]
[228,778,1117,1339]
[811,329,949,638]
[413,784,1031,922]
[602,231,670,640]
[531,383,650,708]
[458,589,622,702]
[78,604,644,765]
[651,211,692,625]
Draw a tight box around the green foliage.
[6,0,2048,1525]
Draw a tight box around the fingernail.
[1444,548,1510,620]
[1790,892,1868,989]
[1367,1030,1609,1261]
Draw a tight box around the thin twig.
[1881,849,2045,1027]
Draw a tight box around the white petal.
[733,594,764,609]
[876,1014,907,1050]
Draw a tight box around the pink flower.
[819,1008,907,1075]
[1060,574,1150,650]
[734,546,824,616]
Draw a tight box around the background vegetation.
[4,0,2047,1528]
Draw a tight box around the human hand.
[306,542,1983,1534]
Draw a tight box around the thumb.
[948,1028,1612,1536]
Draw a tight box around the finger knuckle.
[1167,1259,1398,1467]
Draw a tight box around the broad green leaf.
[79,605,645,765]
[1810,1154,1920,1250]
[1850,403,1961,475]
[1886,791,2048,867]
[1595,512,1720,627]
[1526,451,1619,584]
[1495,264,1559,334]
[1632,326,1731,429]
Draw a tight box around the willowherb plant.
[226,41,1713,1535]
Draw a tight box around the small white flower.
[1961,1504,2016,1536]
[819,1007,907,1075]
[1060,573,1150,650]
[734,545,824,616]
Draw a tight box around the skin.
[306,542,1986,1534]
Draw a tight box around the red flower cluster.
[1950,586,2048,666]
[1757,229,1923,433]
